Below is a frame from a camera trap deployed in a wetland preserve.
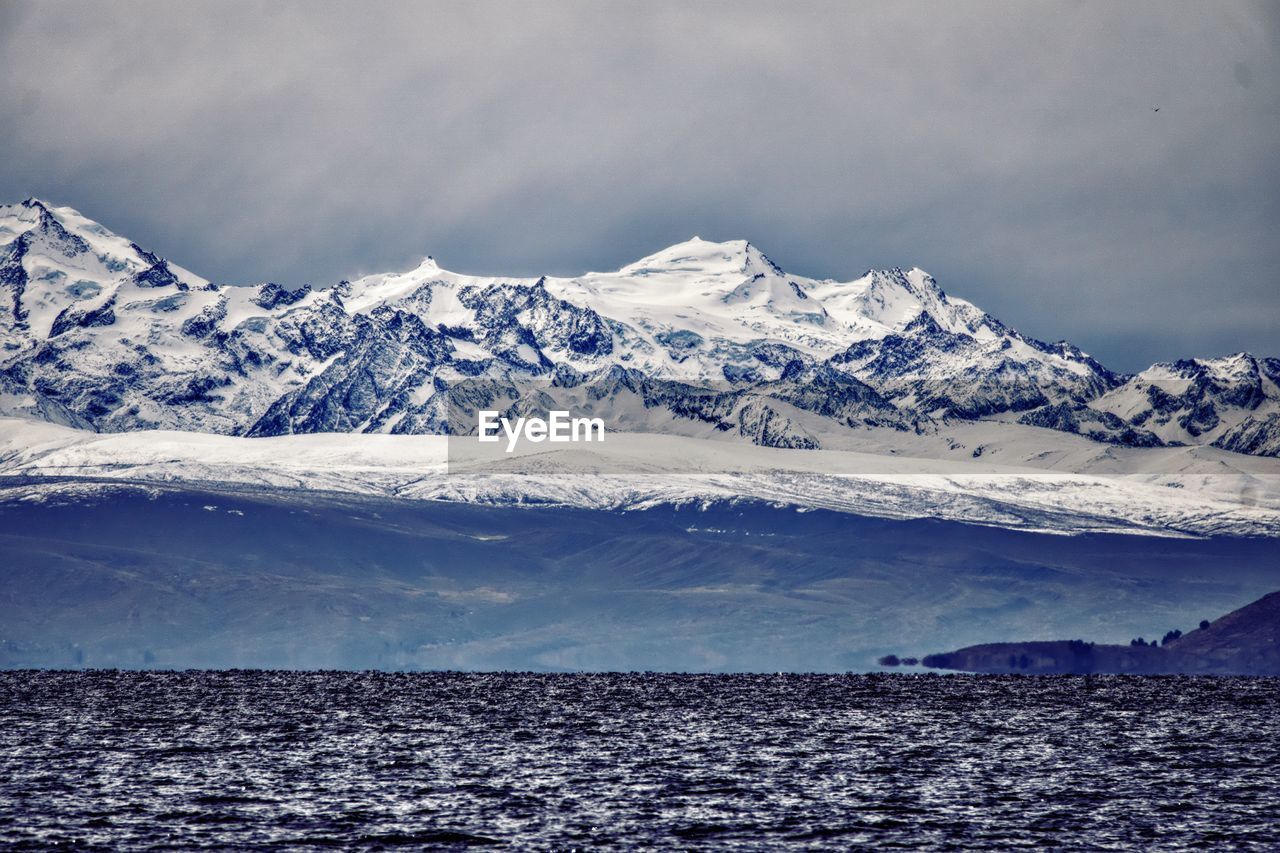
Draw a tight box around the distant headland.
[890,590,1280,675]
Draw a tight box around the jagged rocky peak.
[1083,352,1280,449]
[254,282,312,309]
[1145,352,1274,391]
[864,267,987,332]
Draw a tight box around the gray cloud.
[1,0,1276,372]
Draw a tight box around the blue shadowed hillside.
[2,481,1277,671]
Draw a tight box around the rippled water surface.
[1,673,1278,849]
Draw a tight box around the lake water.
[1,672,1278,849]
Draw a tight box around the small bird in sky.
[1152,107,1160,112]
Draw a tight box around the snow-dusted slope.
[1,198,1275,461]
[3,418,1278,538]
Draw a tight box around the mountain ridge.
[2,198,1276,459]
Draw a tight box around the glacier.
[2,417,1278,538]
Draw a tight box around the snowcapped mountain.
[1,198,1276,459]
[1008,353,1280,454]
[829,269,1119,419]
[1085,354,1280,450]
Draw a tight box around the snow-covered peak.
[1,199,209,342]
[1140,352,1260,385]
[1,198,83,249]
[807,266,993,339]
[0,198,48,235]
[1089,352,1280,447]
[618,237,784,281]
[1,198,208,289]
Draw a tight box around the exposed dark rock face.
[1018,402,1162,447]
[49,297,117,338]
[1213,412,1280,457]
[254,282,312,309]
[247,308,454,436]
[132,260,181,289]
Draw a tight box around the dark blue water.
[1,673,1278,849]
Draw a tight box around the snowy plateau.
[2,198,1279,539]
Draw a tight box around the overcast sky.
[1,1,1276,371]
